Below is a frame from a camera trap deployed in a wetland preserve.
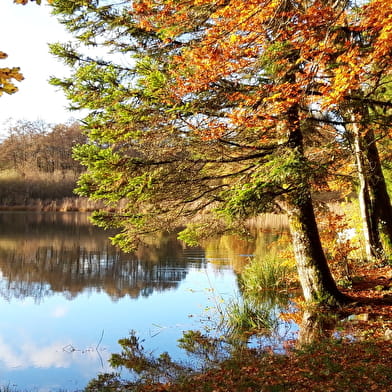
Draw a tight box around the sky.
[0,1,80,136]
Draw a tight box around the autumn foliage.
[1,0,55,95]
[132,0,391,113]
[0,51,24,96]
[129,0,392,266]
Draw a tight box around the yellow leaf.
[229,34,238,43]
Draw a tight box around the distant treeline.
[0,119,96,210]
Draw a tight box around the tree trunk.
[351,119,384,261]
[286,189,348,306]
[285,106,348,306]
[364,128,392,256]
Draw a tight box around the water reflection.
[0,213,288,304]
[0,212,208,303]
[297,310,338,347]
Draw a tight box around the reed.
[0,197,107,212]
[246,213,288,230]
[0,169,76,204]
[0,169,113,211]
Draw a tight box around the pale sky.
[0,1,80,135]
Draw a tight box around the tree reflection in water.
[0,212,288,304]
[83,307,344,391]
[297,309,338,347]
[0,212,204,303]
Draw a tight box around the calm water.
[0,212,287,391]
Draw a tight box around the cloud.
[0,336,71,369]
[51,305,68,318]
[0,336,111,371]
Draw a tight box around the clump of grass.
[239,255,296,300]
[224,298,277,337]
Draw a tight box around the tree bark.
[351,119,384,261]
[364,128,392,256]
[286,189,348,306]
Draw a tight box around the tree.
[322,0,392,262]
[50,0,370,306]
[50,0,392,305]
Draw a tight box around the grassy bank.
[106,339,391,392]
[84,323,392,392]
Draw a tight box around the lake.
[0,212,289,391]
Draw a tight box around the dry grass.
[246,213,288,230]
[0,169,106,211]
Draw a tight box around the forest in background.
[0,119,100,210]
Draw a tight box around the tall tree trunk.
[351,119,384,261]
[364,128,392,256]
[286,189,348,305]
[285,106,348,306]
